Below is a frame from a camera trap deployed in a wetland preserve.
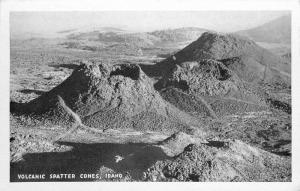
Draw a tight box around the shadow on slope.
[10,141,170,182]
[18,89,45,95]
[139,63,164,78]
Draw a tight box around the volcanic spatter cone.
[13,61,190,131]
[157,32,290,85]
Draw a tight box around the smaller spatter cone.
[157,32,290,86]
[12,61,192,132]
[144,140,291,182]
[157,59,268,117]
[157,131,208,157]
[160,59,261,98]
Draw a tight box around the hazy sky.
[10,11,289,37]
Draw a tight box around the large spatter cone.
[157,32,290,85]
[16,61,194,131]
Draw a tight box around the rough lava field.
[10,15,291,182]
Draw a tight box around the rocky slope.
[145,140,291,181]
[156,59,268,117]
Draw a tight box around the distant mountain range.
[13,15,290,58]
[12,14,291,50]
[149,27,209,43]
[65,27,209,47]
[235,15,291,44]
[61,15,290,50]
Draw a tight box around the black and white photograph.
[1,0,300,190]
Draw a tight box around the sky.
[10,11,289,38]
